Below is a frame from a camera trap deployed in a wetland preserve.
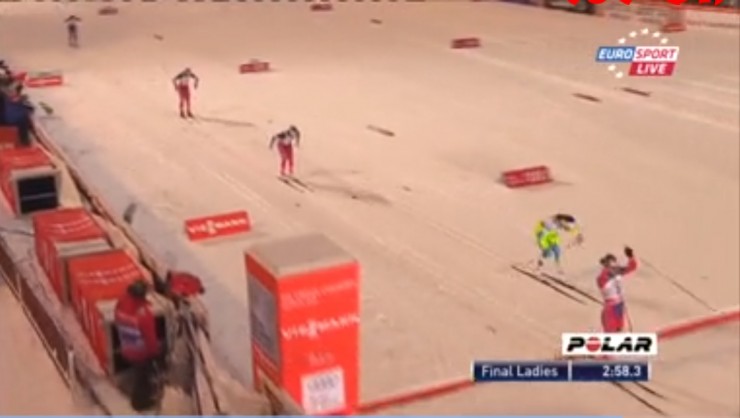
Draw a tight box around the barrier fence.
[0,235,74,387]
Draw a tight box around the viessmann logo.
[184,210,251,242]
[187,217,248,235]
[282,314,360,341]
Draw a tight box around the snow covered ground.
[0,279,82,414]
[2,1,739,415]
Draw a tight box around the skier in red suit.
[269,125,301,177]
[597,246,638,332]
[172,68,199,118]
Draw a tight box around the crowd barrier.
[0,125,136,414]
[0,236,75,386]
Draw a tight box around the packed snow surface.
[2,1,738,415]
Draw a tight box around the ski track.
[2,2,739,415]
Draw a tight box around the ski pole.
[625,308,634,332]
[642,258,716,312]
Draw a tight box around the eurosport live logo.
[595,28,679,78]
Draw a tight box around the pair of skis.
[612,380,669,416]
[511,263,599,306]
[277,175,312,193]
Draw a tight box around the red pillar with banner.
[245,232,360,415]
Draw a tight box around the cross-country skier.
[598,246,638,332]
[172,68,199,118]
[269,125,301,177]
[535,213,583,272]
[65,15,81,48]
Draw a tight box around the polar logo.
[562,333,658,357]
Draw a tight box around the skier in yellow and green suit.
[535,213,584,273]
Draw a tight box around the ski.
[632,381,669,400]
[540,272,601,304]
[511,264,586,305]
[277,176,305,193]
[288,176,312,191]
[611,382,667,415]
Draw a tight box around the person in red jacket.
[269,125,300,177]
[597,246,638,332]
[172,68,199,118]
[114,279,163,411]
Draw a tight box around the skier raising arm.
[597,246,638,332]
[172,68,199,118]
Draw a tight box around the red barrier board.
[0,145,55,214]
[502,165,552,188]
[25,72,64,88]
[239,61,271,74]
[32,207,110,304]
[184,210,251,242]
[311,3,333,11]
[451,37,481,49]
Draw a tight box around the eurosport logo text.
[595,29,679,78]
[562,333,658,357]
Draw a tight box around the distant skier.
[269,125,301,177]
[65,15,81,48]
[535,213,583,273]
[597,246,638,332]
[172,68,199,118]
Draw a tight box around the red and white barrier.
[451,37,481,49]
[310,3,333,11]
[239,60,271,74]
[501,165,552,188]
[184,210,251,242]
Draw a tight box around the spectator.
[3,93,35,147]
[114,279,165,411]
